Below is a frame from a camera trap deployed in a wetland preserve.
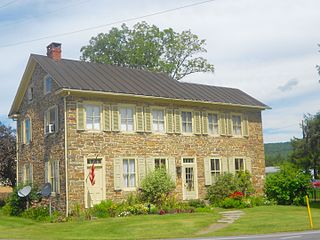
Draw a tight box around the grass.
[0,205,319,239]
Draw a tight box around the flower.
[229,191,244,200]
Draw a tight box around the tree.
[80,22,214,80]
[0,122,16,186]
[291,112,320,178]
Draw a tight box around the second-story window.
[27,85,33,102]
[120,107,134,132]
[232,115,242,136]
[85,104,101,130]
[152,109,165,133]
[182,111,192,133]
[44,75,52,94]
[24,117,31,144]
[208,113,219,135]
[44,106,58,134]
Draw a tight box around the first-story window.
[235,158,245,172]
[25,117,31,144]
[210,158,220,183]
[23,163,33,184]
[155,158,166,169]
[123,159,136,188]
[85,104,101,130]
[152,109,165,133]
[46,160,60,194]
[182,111,192,133]
[232,115,242,136]
[120,107,134,132]
[208,113,219,135]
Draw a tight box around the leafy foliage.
[21,206,50,221]
[0,122,16,186]
[265,164,312,205]
[81,22,214,80]
[264,142,293,166]
[140,168,175,206]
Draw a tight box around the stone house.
[9,43,269,215]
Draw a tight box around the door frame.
[84,156,106,208]
[181,157,198,200]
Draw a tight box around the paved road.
[174,230,320,240]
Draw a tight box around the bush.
[265,164,311,205]
[188,199,206,208]
[91,200,116,218]
[140,168,175,206]
[220,197,244,209]
[3,184,40,216]
[235,171,255,196]
[21,206,50,221]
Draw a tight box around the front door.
[85,158,104,208]
[182,158,198,200]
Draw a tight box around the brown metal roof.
[31,54,269,109]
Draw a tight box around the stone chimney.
[46,42,62,61]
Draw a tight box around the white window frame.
[119,105,135,133]
[151,108,166,133]
[154,157,168,170]
[27,85,34,102]
[210,158,221,183]
[23,163,33,184]
[47,160,60,195]
[232,114,242,136]
[122,158,137,190]
[208,112,219,135]
[44,106,58,135]
[181,110,193,134]
[234,158,245,173]
[44,75,53,95]
[24,116,31,144]
[84,103,102,131]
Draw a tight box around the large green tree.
[80,22,214,80]
[291,112,320,178]
[0,122,16,186]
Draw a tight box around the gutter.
[64,94,69,217]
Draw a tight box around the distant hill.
[264,142,293,166]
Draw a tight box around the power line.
[0,0,18,10]
[0,0,216,49]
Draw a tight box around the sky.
[0,0,319,143]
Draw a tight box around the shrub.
[188,199,206,208]
[91,200,116,218]
[235,171,255,196]
[21,206,50,221]
[265,164,312,205]
[140,168,175,206]
[3,184,40,216]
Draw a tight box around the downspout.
[64,93,70,217]
[15,119,19,186]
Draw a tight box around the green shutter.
[246,158,252,173]
[137,158,146,186]
[202,112,208,135]
[242,114,249,137]
[112,105,120,131]
[219,113,226,136]
[146,157,155,174]
[204,157,211,185]
[166,109,174,133]
[103,104,111,131]
[193,111,201,135]
[226,113,233,136]
[168,157,176,185]
[228,158,235,173]
[77,102,85,130]
[114,158,122,190]
[144,107,152,132]
[174,109,181,133]
[45,161,48,183]
[135,106,144,132]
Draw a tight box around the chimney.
[46,42,62,61]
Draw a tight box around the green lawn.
[0,205,319,239]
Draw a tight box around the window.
[44,106,58,134]
[210,158,220,183]
[46,160,60,194]
[235,158,245,172]
[25,117,31,144]
[27,86,33,102]
[120,107,134,132]
[183,158,194,163]
[232,115,242,136]
[85,104,101,130]
[208,113,219,135]
[23,163,33,184]
[123,159,136,188]
[182,111,192,133]
[155,158,166,169]
[44,75,53,94]
[152,109,165,133]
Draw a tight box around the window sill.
[122,187,137,192]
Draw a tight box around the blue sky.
[0,0,320,142]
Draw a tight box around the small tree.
[265,164,311,205]
[140,168,175,206]
[0,122,16,186]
